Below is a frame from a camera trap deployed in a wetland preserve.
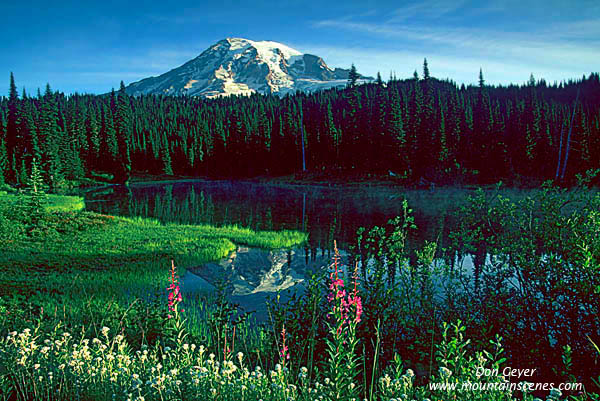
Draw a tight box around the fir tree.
[101,105,118,171]
[115,81,132,183]
[6,72,20,182]
[38,84,64,188]
[161,143,173,175]
[423,58,430,80]
[86,106,101,168]
[347,64,359,88]
[388,90,407,173]
[24,158,47,227]
[0,138,7,186]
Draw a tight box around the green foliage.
[24,159,48,223]
[450,182,600,383]
[348,63,359,88]
[1,195,599,400]
[0,138,8,186]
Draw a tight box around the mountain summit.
[125,38,372,98]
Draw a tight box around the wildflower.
[225,325,237,361]
[279,325,290,363]
[348,294,362,323]
[167,260,183,318]
[327,247,362,328]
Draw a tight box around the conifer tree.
[26,158,47,215]
[0,138,7,186]
[15,157,47,231]
[101,105,118,172]
[347,64,359,88]
[20,99,40,163]
[38,84,64,188]
[388,90,407,173]
[6,73,20,182]
[161,142,173,175]
[325,101,340,167]
[86,106,101,168]
[423,58,430,80]
[115,81,132,183]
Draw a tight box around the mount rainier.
[125,38,372,98]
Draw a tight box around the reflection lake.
[78,180,496,316]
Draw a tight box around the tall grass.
[0,193,84,213]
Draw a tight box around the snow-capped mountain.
[125,38,372,98]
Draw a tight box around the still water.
[79,180,478,315]
[80,179,466,251]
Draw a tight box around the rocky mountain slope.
[125,37,372,98]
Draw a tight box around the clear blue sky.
[1,0,598,95]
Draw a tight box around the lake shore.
[126,172,506,190]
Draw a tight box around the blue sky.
[1,0,598,95]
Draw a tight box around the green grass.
[0,193,85,213]
[0,190,306,332]
[0,201,308,394]
[0,210,307,297]
[45,195,86,212]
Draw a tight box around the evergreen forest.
[1,65,599,188]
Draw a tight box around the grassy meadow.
[0,184,599,401]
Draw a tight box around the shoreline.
[124,173,499,192]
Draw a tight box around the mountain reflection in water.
[181,246,332,320]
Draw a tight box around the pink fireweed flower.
[350,262,362,323]
[167,260,183,318]
[223,325,236,360]
[327,244,362,330]
[348,295,362,323]
[279,325,290,364]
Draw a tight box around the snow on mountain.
[125,38,372,98]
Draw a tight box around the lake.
[77,180,492,317]
[79,179,474,252]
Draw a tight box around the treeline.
[1,66,599,188]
